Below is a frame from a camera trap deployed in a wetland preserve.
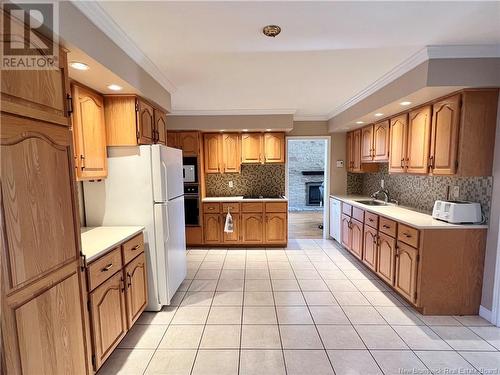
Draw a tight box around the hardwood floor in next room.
[288,212,324,239]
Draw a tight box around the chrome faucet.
[371,188,390,203]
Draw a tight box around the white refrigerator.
[83,145,187,311]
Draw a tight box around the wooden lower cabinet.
[362,225,378,271]
[341,214,351,249]
[204,214,222,244]
[241,213,264,244]
[394,242,419,303]
[376,232,396,285]
[223,214,240,244]
[350,219,363,260]
[265,213,287,244]
[125,253,148,327]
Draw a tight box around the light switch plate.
[451,185,460,199]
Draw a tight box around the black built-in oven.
[184,184,200,226]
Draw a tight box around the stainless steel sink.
[355,200,387,206]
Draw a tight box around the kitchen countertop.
[330,195,488,230]
[81,226,145,262]
[202,196,288,202]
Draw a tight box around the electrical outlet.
[336,160,344,168]
[451,185,460,200]
[229,181,233,188]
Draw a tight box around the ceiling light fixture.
[400,101,412,106]
[242,129,248,132]
[266,129,272,131]
[374,113,384,117]
[107,84,123,91]
[69,61,89,71]
[356,121,364,124]
[263,25,281,38]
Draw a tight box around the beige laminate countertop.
[331,195,487,230]
[81,226,145,262]
[202,196,288,202]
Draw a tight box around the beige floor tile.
[189,279,218,292]
[268,261,293,270]
[244,291,274,306]
[186,269,197,279]
[375,306,424,325]
[294,269,321,280]
[171,306,210,324]
[199,261,224,270]
[192,350,239,375]
[273,291,306,306]
[393,325,452,350]
[470,326,500,350]
[343,268,375,280]
[309,306,350,324]
[284,350,334,375]
[245,279,272,291]
[207,306,242,325]
[137,306,177,325]
[216,278,244,292]
[243,306,277,324]
[280,325,323,349]
[180,291,214,307]
[269,269,296,279]
[371,350,427,375]
[241,325,281,349]
[431,326,496,351]
[354,325,408,349]
[459,351,500,371]
[239,350,286,375]
[351,279,389,292]
[97,348,154,375]
[325,279,358,292]
[223,261,245,270]
[200,325,241,349]
[220,269,245,279]
[454,315,493,327]
[169,291,186,306]
[245,269,270,279]
[145,349,196,375]
[246,261,268,270]
[298,279,329,291]
[291,262,316,271]
[178,279,192,291]
[158,325,204,349]
[303,291,337,306]
[118,324,168,349]
[318,269,348,280]
[212,291,243,306]
[343,306,386,324]
[415,315,461,326]
[362,291,405,306]
[327,350,383,375]
[271,279,300,291]
[415,351,479,374]
[333,291,370,306]
[276,306,313,324]
[317,325,365,349]
[194,269,221,279]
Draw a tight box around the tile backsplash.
[205,164,285,197]
[347,164,493,221]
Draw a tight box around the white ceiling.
[93,1,500,119]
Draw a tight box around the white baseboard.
[479,305,493,323]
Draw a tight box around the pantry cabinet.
[388,114,408,173]
[71,83,108,180]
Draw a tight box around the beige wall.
[167,114,293,132]
[289,121,347,196]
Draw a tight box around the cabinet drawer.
[352,207,364,222]
[379,217,397,237]
[364,212,379,229]
[242,202,264,212]
[122,233,144,265]
[342,203,352,216]
[398,224,419,248]
[222,202,240,213]
[265,202,287,213]
[203,202,221,213]
[88,247,123,291]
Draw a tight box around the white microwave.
[183,165,196,183]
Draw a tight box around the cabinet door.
[346,132,353,172]
[204,133,222,174]
[265,213,287,244]
[167,132,178,148]
[351,129,362,172]
[407,106,431,174]
[72,84,107,180]
[241,213,264,244]
[430,95,461,175]
[341,214,351,249]
[394,242,419,303]
[222,213,240,244]
[136,99,154,145]
[264,132,285,163]
[90,271,127,369]
[389,114,408,173]
[204,214,222,243]
[376,233,396,285]
[373,120,390,161]
[241,133,263,163]
[362,225,378,271]
[361,125,374,162]
[154,109,167,145]
[125,252,148,328]
[222,133,241,173]
[179,132,200,156]
[350,219,363,260]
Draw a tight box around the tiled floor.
[98,238,500,375]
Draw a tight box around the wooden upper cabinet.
[137,99,154,145]
[125,252,148,328]
[351,129,362,172]
[376,232,396,285]
[373,120,390,161]
[429,95,460,175]
[264,132,285,163]
[167,132,178,148]
[389,114,408,173]
[154,109,167,145]
[241,133,263,164]
[394,242,419,303]
[204,133,222,174]
[222,133,241,173]
[361,125,374,162]
[241,213,264,244]
[406,106,431,174]
[265,212,287,244]
[71,84,107,180]
[178,132,200,156]
[346,132,353,172]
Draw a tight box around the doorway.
[286,137,330,239]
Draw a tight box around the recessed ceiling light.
[374,113,384,117]
[263,25,281,37]
[400,101,412,106]
[242,129,248,132]
[355,121,364,124]
[69,61,89,71]
[107,84,123,91]
[220,129,225,132]
[266,129,272,131]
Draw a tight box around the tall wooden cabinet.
[1,15,91,375]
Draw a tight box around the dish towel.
[224,210,234,233]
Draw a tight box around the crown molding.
[168,109,297,117]
[71,1,177,94]
[293,115,330,122]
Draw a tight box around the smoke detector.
[263,25,281,37]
